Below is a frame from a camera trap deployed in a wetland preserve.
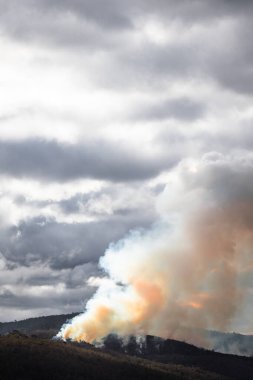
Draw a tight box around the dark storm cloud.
[134,97,205,121]
[0,212,154,270]
[0,138,176,182]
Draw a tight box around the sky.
[1,0,253,331]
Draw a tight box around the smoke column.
[57,154,253,344]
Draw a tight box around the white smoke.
[57,153,253,344]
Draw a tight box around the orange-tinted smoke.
[57,174,253,344]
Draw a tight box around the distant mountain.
[207,330,253,357]
[0,333,225,380]
[0,312,79,338]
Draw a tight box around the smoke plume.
[57,154,253,344]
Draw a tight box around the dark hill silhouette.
[0,334,225,380]
[142,335,253,380]
[101,334,253,380]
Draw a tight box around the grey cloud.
[0,0,132,50]
[207,21,253,95]
[0,286,91,310]
[158,122,253,159]
[185,153,253,208]
[1,1,253,95]
[59,195,84,214]
[58,192,104,215]
[134,97,206,122]
[123,43,196,78]
[39,0,132,29]
[20,263,99,289]
[0,251,100,319]
[201,126,253,153]
[97,40,199,90]
[2,0,253,43]
[10,185,157,222]
[139,0,253,23]
[109,5,253,95]
[64,263,100,289]
[0,256,99,312]
[57,186,157,217]
[21,272,63,287]
[0,203,153,316]
[104,20,253,95]
[0,138,176,182]
[0,212,154,270]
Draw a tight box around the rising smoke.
[57,153,253,345]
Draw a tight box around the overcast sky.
[1,0,253,327]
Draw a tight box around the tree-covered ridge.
[0,334,225,380]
